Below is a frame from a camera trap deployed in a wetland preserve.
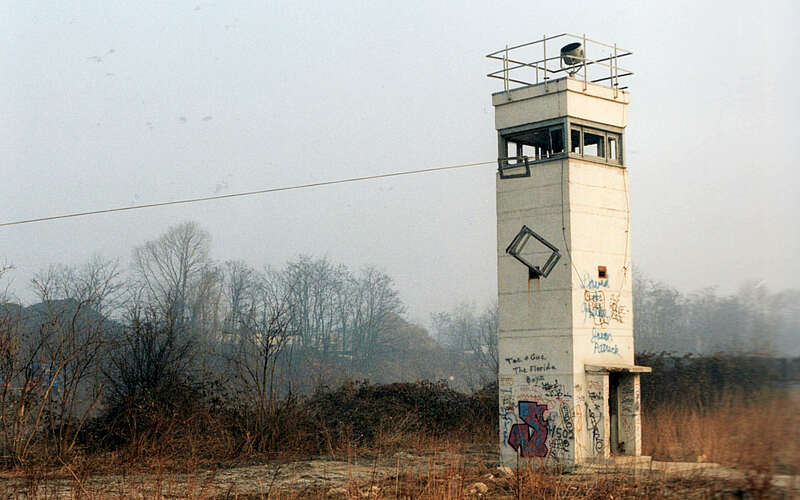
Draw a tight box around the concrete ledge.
[585,363,651,373]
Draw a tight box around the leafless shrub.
[0,258,119,466]
[98,306,199,451]
[219,262,295,452]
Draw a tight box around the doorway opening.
[608,371,620,454]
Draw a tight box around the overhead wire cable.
[616,167,631,296]
[0,160,496,228]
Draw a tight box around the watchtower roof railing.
[487,33,633,95]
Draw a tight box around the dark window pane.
[571,129,581,153]
[550,127,564,154]
[530,128,549,159]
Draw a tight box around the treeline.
[634,274,799,356]
[0,221,464,466]
[128,221,408,377]
[636,352,800,411]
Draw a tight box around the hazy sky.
[2,1,798,325]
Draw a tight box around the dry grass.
[0,450,777,499]
[2,384,798,498]
[643,386,800,474]
[359,456,750,500]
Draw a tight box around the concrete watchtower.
[487,35,649,467]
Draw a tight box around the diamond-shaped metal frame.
[506,225,561,279]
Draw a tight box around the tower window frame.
[568,121,624,166]
[497,119,568,177]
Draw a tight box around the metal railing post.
[613,43,619,98]
[504,44,510,100]
[543,34,548,92]
[583,33,587,91]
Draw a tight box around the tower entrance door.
[584,364,650,462]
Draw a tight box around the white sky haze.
[1,1,798,324]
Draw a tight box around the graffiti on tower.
[507,401,549,457]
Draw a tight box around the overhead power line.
[1,160,496,228]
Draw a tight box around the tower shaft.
[494,77,648,467]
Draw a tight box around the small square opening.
[598,266,607,279]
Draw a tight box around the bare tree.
[222,269,293,448]
[132,221,212,329]
[279,258,404,365]
[350,266,404,364]
[33,257,120,458]
[104,305,196,413]
[280,256,346,353]
[633,273,688,353]
[431,303,476,351]
[0,258,120,464]
[190,264,225,343]
[431,301,498,389]
[221,260,256,332]
[470,301,498,381]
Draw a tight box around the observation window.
[569,124,623,165]
[583,129,605,158]
[501,124,565,163]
